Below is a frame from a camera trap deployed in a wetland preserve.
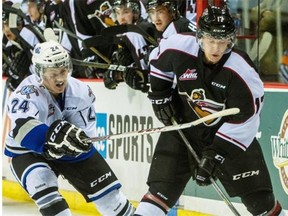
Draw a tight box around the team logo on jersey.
[88,86,96,102]
[179,88,225,126]
[48,104,55,117]
[271,110,288,195]
[87,1,115,27]
[179,69,197,81]
[16,85,39,99]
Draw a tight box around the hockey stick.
[83,108,240,143]
[2,52,13,69]
[53,20,111,64]
[82,35,118,48]
[71,58,126,71]
[248,31,272,62]
[43,28,127,72]
[8,2,20,29]
[43,28,59,42]
[171,118,241,216]
[101,24,158,46]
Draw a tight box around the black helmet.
[197,5,236,40]
[146,0,178,18]
[113,0,141,14]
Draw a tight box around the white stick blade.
[44,28,59,42]
[85,108,240,142]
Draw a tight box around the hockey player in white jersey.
[4,41,135,216]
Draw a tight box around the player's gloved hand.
[123,67,149,92]
[103,69,124,89]
[195,149,225,186]
[6,50,31,91]
[117,47,134,66]
[43,120,93,159]
[148,89,181,126]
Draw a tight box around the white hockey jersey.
[4,74,97,161]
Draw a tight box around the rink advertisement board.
[2,79,288,215]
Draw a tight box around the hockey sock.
[39,198,71,216]
[134,192,169,216]
[134,202,166,216]
[92,189,134,216]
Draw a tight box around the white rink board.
[90,81,162,201]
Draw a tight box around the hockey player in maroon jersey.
[104,0,196,92]
[134,5,286,216]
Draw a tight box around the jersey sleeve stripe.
[216,131,247,151]
[14,118,49,153]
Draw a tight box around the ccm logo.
[90,171,112,187]
[150,96,172,105]
[50,121,66,142]
[232,170,260,180]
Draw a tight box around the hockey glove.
[43,120,93,159]
[148,89,181,126]
[103,69,124,89]
[195,149,225,186]
[123,67,149,92]
[117,47,134,66]
[7,50,31,91]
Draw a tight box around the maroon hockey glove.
[43,120,92,159]
[123,67,149,93]
[195,149,225,186]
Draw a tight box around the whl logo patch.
[179,69,197,80]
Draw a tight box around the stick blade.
[44,28,58,42]
[8,3,21,28]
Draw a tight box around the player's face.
[115,6,134,25]
[42,67,69,95]
[148,5,173,32]
[3,23,17,41]
[201,35,230,64]
[27,2,41,22]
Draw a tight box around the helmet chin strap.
[198,37,235,54]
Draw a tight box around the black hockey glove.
[103,69,124,89]
[43,120,93,159]
[123,67,149,93]
[117,47,134,66]
[7,50,31,91]
[195,149,225,186]
[148,89,181,126]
